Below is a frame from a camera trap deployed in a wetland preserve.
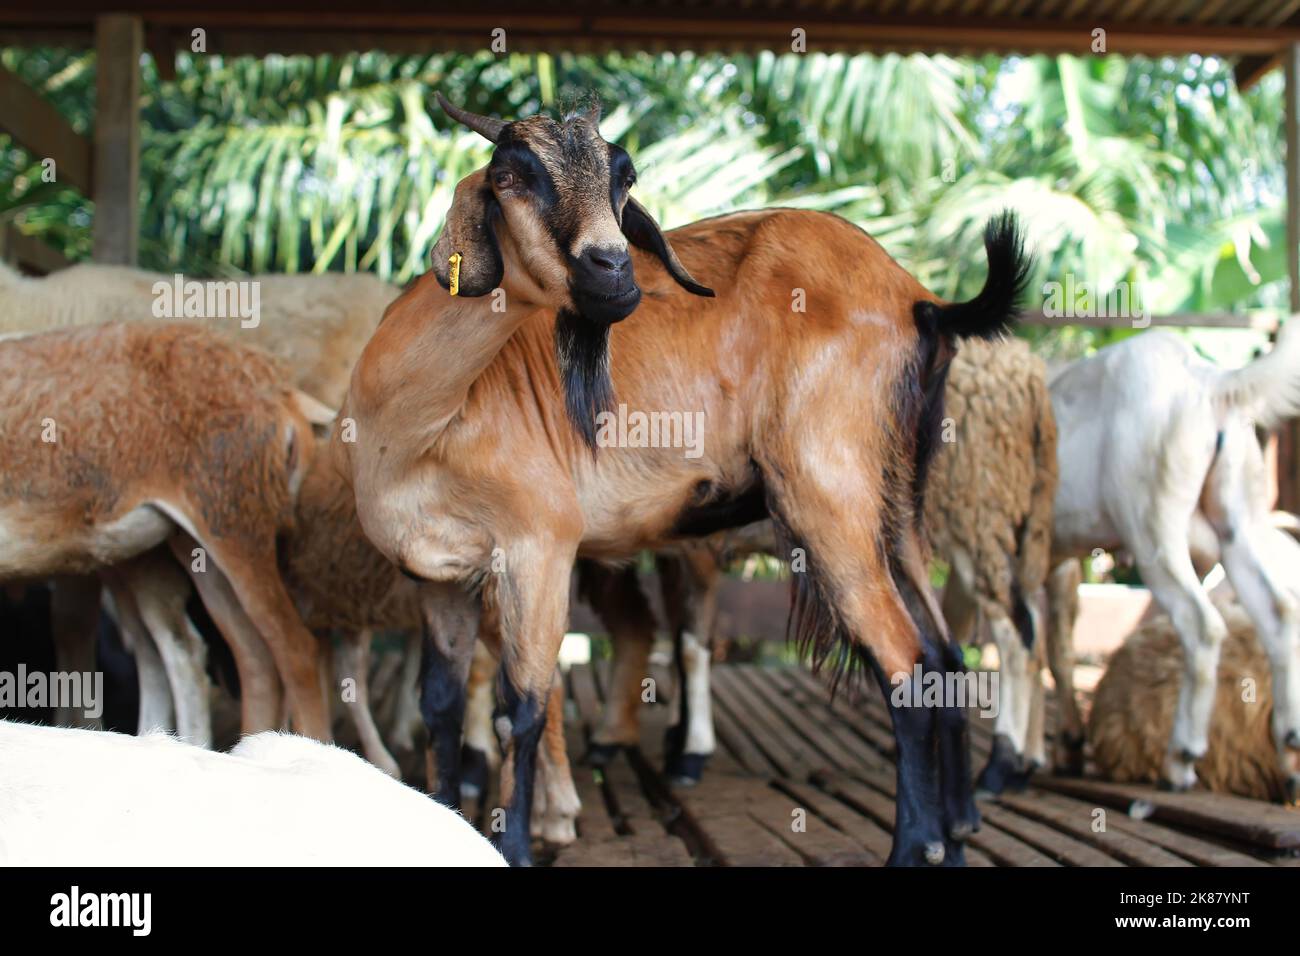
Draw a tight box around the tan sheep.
[0,261,399,407]
[1089,601,1285,801]
[924,335,1060,793]
[0,322,330,740]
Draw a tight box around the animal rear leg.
[171,536,282,734]
[107,579,174,736]
[205,545,330,741]
[338,629,400,777]
[126,555,213,748]
[1219,525,1300,800]
[580,562,653,765]
[49,576,102,729]
[461,639,499,804]
[766,452,948,865]
[388,630,424,753]
[1045,559,1085,775]
[658,547,720,785]
[531,668,581,845]
[1137,551,1226,790]
[417,581,480,807]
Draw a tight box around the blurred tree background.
[0,46,1287,360]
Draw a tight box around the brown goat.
[344,97,1029,865]
[0,323,330,740]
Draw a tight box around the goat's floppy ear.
[621,196,714,298]
[432,168,503,298]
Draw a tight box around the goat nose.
[587,248,631,276]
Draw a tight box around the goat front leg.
[417,581,480,807]
[492,541,574,867]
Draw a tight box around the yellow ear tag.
[448,252,462,296]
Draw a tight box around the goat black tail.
[913,211,1032,343]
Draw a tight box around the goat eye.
[493,170,516,190]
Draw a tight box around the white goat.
[0,720,505,866]
[1050,323,1300,797]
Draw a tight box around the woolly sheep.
[1088,602,1284,801]
[924,336,1059,793]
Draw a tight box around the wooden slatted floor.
[522,661,1300,867]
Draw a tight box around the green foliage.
[0,45,1288,358]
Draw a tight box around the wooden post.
[1281,43,1300,513]
[92,14,141,265]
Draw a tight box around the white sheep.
[0,719,505,865]
[1049,323,1300,797]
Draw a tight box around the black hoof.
[665,752,708,786]
[940,841,968,867]
[1055,732,1086,777]
[948,818,978,843]
[975,735,1027,796]
[887,839,947,866]
[459,744,489,802]
[1156,777,1189,793]
[582,742,624,767]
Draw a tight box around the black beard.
[554,307,614,452]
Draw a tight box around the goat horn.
[436,93,505,143]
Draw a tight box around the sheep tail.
[1215,319,1300,431]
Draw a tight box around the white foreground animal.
[0,721,505,866]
